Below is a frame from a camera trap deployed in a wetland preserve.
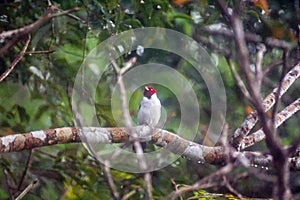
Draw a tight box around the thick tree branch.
[0,127,225,163]
[1,126,300,171]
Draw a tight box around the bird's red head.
[144,85,156,98]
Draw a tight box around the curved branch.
[0,6,80,56]
[0,126,225,164]
[0,35,31,82]
[231,63,300,149]
[1,125,299,171]
[240,98,300,150]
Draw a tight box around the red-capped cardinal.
[135,85,161,151]
[137,85,161,127]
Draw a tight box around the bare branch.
[0,6,80,56]
[144,173,152,200]
[25,50,55,55]
[17,149,34,191]
[240,98,300,150]
[231,16,259,100]
[170,179,183,200]
[111,57,153,200]
[164,164,234,200]
[3,169,15,199]
[271,49,290,123]
[231,63,300,150]
[15,178,39,200]
[215,1,294,198]
[0,35,31,82]
[111,58,136,127]
[0,124,300,172]
[121,187,142,200]
[54,7,86,23]
[200,26,293,50]
[193,31,230,57]
[0,127,224,164]
[103,161,120,200]
[297,24,300,62]
[222,176,243,199]
[254,44,266,92]
[120,57,137,75]
[266,37,293,51]
[225,57,251,99]
[201,25,261,43]
[215,0,232,21]
[263,60,283,75]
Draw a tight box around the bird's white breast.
[137,93,161,127]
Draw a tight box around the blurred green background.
[0,0,299,199]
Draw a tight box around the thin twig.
[144,173,152,200]
[231,14,260,101]
[297,24,300,62]
[170,178,183,200]
[239,97,300,150]
[121,187,142,200]
[165,164,234,200]
[271,48,290,122]
[55,7,86,24]
[200,26,292,50]
[17,149,34,191]
[263,60,283,75]
[15,178,39,200]
[0,35,31,82]
[111,58,135,127]
[215,0,232,20]
[120,57,137,75]
[0,6,80,56]
[103,161,120,200]
[0,34,23,57]
[225,57,251,99]
[254,43,266,92]
[231,63,300,149]
[84,144,120,200]
[222,175,243,199]
[193,33,230,57]
[25,50,55,55]
[219,123,231,164]
[288,131,300,155]
[111,57,153,199]
[216,1,293,198]
[81,1,90,60]
[3,169,14,200]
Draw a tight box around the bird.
[135,85,161,152]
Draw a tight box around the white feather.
[137,93,161,127]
